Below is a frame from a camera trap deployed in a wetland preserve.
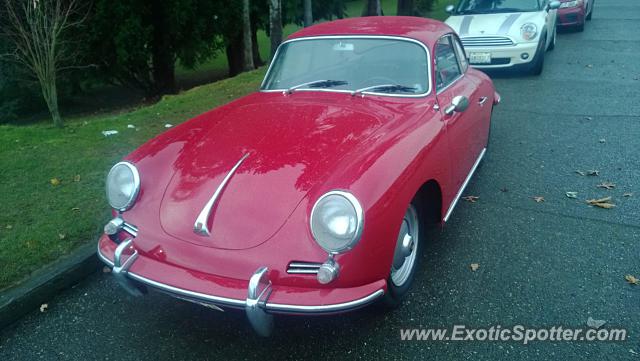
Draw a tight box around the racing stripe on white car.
[460,16,474,36]
[497,13,521,34]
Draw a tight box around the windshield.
[455,0,541,14]
[262,37,430,96]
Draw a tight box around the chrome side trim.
[443,147,486,222]
[260,35,432,98]
[287,261,322,274]
[265,289,384,313]
[97,247,384,314]
[193,153,250,236]
[123,222,138,237]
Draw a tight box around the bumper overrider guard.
[97,240,385,336]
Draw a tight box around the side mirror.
[444,96,469,115]
[548,1,561,10]
[445,4,455,14]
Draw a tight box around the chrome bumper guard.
[98,242,384,336]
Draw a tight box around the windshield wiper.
[351,84,418,96]
[285,79,348,94]
[458,9,489,14]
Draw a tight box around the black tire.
[383,202,424,308]
[586,0,593,20]
[548,27,556,51]
[528,36,546,75]
[576,21,585,32]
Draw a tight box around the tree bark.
[362,0,383,16]
[242,0,255,71]
[397,0,414,15]
[151,1,177,94]
[226,31,244,77]
[303,0,313,27]
[250,12,263,67]
[269,0,283,59]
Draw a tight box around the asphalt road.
[1,0,639,359]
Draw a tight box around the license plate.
[469,52,492,64]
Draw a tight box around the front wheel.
[586,0,594,20]
[528,37,546,75]
[383,203,422,308]
[548,26,556,51]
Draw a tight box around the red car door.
[434,34,484,199]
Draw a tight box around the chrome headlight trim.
[310,190,364,254]
[520,23,538,41]
[106,161,141,212]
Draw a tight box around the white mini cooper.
[445,0,561,75]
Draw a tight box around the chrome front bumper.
[97,241,384,336]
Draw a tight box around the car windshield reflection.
[262,37,430,96]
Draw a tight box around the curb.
[0,241,100,330]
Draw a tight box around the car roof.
[287,16,454,47]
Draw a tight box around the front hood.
[155,93,390,250]
[446,12,543,38]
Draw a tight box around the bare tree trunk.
[269,0,283,59]
[303,0,313,27]
[242,0,254,71]
[397,0,414,16]
[1,0,88,127]
[362,0,383,16]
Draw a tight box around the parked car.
[98,16,499,336]
[557,0,593,31]
[445,0,561,75]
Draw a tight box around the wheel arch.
[412,179,443,226]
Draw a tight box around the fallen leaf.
[598,138,606,143]
[584,116,593,121]
[586,64,593,68]
[575,170,586,176]
[623,193,633,197]
[50,178,61,186]
[500,187,508,193]
[566,192,578,199]
[587,170,600,176]
[597,182,616,190]
[127,124,136,129]
[470,263,480,271]
[164,123,173,128]
[532,196,545,203]
[40,303,48,312]
[587,196,611,204]
[587,197,615,209]
[71,207,80,211]
[102,266,111,273]
[625,274,639,285]
[58,233,66,240]
[586,317,607,329]
[73,175,81,182]
[462,196,479,203]
[6,224,12,230]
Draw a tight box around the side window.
[434,36,462,92]
[452,38,469,73]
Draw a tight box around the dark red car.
[557,0,594,31]
[98,16,499,336]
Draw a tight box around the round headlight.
[310,191,363,254]
[106,162,140,211]
[521,23,538,41]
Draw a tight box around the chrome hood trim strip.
[193,153,250,236]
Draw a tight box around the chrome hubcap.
[391,205,419,287]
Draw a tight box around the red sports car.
[98,16,499,336]
[557,0,594,31]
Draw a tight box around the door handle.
[478,96,488,106]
